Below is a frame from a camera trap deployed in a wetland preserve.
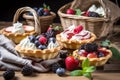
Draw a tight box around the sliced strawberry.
[67,33,74,39]
[73,25,83,34]
[23,25,34,32]
[5,26,13,32]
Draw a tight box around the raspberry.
[51,63,61,73]
[3,69,15,80]
[38,36,47,44]
[21,65,33,76]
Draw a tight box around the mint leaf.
[85,66,96,73]
[75,9,81,15]
[82,58,90,68]
[70,70,83,76]
[109,47,120,60]
[83,72,92,79]
[100,40,111,47]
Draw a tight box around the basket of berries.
[58,0,120,38]
[23,3,56,33]
[73,43,112,66]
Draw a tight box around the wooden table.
[0,21,120,80]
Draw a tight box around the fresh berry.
[45,29,56,39]
[83,11,90,16]
[37,7,44,16]
[51,63,61,73]
[38,44,47,50]
[85,43,98,52]
[47,26,52,32]
[48,37,56,43]
[34,40,41,47]
[98,52,105,57]
[59,50,69,59]
[78,50,88,57]
[28,35,36,43]
[87,52,98,58]
[3,69,15,80]
[23,25,34,32]
[79,44,86,50]
[43,11,50,16]
[88,12,100,17]
[67,33,74,39]
[38,36,47,44]
[98,48,109,56]
[5,26,13,32]
[56,67,65,76]
[65,56,79,71]
[21,65,33,76]
[73,25,83,34]
[66,9,75,15]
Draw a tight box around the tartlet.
[56,25,96,49]
[73,43,112,66]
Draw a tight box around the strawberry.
[38,36,47,44]
[73,25,83,34]
[83,11,90,16]
[67,33,74,39]
[66,9,75,15]
[5,26,13,32]
[87,52,98,58]
[23,25,34,32]
[65,56,79,71]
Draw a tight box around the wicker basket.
[58,0,120,38]
[0,7,40,44]
[23,9,56,33]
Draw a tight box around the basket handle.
[13,6,41,34]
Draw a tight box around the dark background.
[0,0,120,23]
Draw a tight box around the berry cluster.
[28,26,60,50]
[28,3,51,16]
[78,43,109,58]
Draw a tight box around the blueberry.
[98,52,105,57]
[88,12,100,17]
[38,45,47,50]
[29,35,36,43]
[34,40,41,47]
[43,11,50,16]
[35,35,42,40]
[48,37,56,43]
[56,67,65,76]
[37,7,44,16]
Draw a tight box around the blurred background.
[0,0,120,23]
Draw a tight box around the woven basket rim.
[23,11,56,20]
[58,2,109,22]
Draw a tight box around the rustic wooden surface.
[0,21,120,80]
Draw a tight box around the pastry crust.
[73,48,112,66]
[56,32,96,49]
[15,45,63,60]
[0,28,36,44]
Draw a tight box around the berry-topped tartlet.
[0,22,36,44]
[56,25,96,49]
[15,26,63,60]
[73,43,112,66]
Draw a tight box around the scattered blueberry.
[88,12,100,17]
[3,68,15,80]
[21,65,33,76]
[51,63,61,73]
[38,45,47,50]
[34,40,41,47]
[56,67,65,76]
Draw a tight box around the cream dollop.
[18,37,37,49]
[12,22,25,34]
[47,41,59,49]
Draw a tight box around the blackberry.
[78,44,86,51]
[21,65,33,76]
[51,63,61,73]
[3,69,15,80]
[59,50,69,59]
[85,43,98,52]
[88,12,100,17]
[45,29,56,39]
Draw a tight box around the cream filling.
[18,37,37,50]
[12,22,25,34]
[47,41,59,49]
